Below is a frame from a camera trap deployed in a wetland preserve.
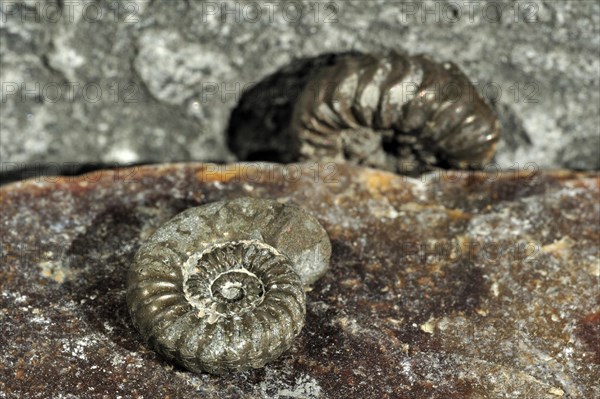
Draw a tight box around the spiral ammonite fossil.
[127,197,331,374]
[228,51,500,175]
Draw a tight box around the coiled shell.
[126,197,331,374]
[228,51,500,175]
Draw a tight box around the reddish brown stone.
[577,309,600,364]
[1,163,598,398]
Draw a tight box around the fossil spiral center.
[182,240,293,321]
[210,270,265,304]
[218,281,243,301]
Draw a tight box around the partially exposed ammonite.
[126,197,331,374]
[228,51,500,175]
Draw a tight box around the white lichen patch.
[30,308,51,325]
[258,368,323,399]
[60,335,97,361]
[334,316,373,338]
[367,198,399,220]
[420,317,436,334]
[38,259,79,284]
[541,236,575,257]
[105,146,140,164]
[2,291,29,304]
[110,353,126,367]
[588,259,600,277]
[549,386,565,396]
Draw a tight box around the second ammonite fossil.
[126,197,331,374]
[228,51,501,175]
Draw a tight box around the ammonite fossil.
[126,197,331,374]
[227,51,500,175]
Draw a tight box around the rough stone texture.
[1,162,598,398]
[1,0,599,172]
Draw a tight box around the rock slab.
[0,163,598,398]
[2,0,599,171]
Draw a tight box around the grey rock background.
[1,0,599,176]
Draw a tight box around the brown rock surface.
[1,163,598,398]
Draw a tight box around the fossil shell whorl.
[227,51,500,175]
[126,197,331,374]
